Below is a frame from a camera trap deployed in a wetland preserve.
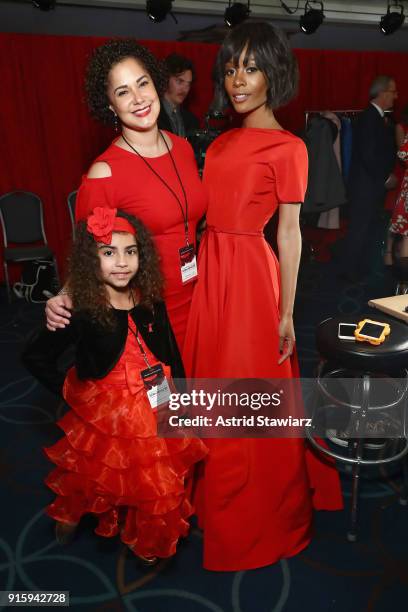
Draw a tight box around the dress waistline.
[207,225,263,238]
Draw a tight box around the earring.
[110,109,119,133]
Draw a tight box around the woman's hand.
[46,294,73,331]
[278,315,295,365]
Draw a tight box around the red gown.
[183,128,343,571]
[45,317,207,559]
[75,133,207,349]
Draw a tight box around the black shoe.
[128,545,160,568]
[136,554,159,567]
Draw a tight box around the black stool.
[306,313,408,542]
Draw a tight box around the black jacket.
[158,104,199,140]
[22,302,184,397]
[348,104,396,198]
[302,116,347,213]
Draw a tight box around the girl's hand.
[278,315,295,365]
[45,294,73,331]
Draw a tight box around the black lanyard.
[121,131,190,244]
[128,324,151,368]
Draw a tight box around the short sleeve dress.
[183,128,343,571]
[75,133,207,349]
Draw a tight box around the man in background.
[159,53,199,140]
[336,75,397,282]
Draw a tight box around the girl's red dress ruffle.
[44,327,207,559]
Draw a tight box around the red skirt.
[45,367,207,559]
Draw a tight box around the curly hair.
[68,211,164,329]
[212,21,298,113]
[85,38,167,125]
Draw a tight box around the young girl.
[22,207,207,564]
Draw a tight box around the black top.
[21,301,184,396]
[158,104,199,141]
[348,104,396,193]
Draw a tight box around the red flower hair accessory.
[87,207,136,244]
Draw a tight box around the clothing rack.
[305,109,363,126]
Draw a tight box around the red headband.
[87,207,136,244]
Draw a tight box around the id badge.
[141,363,171,409]
[179,245,198,284]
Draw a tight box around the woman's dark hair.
[212,21,298,112]
[68,210,163,328]
[85,38,167,125]
[164,53,196,80]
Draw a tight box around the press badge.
[141,363,171,409]
[179,245,198,284]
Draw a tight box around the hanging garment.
[302,116,347,214]
[317,111,343,229]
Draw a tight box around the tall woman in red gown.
[183,22,343,571]
[46,39,206,349]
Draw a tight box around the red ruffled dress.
[44,317,207,559]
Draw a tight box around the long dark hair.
[68,210,163,328]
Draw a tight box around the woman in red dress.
[46,39,206,349]
[385,105,408,263]
[183,22,343,571]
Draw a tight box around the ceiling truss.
[55,1,408,27]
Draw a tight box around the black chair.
[306,313,408,542]
[0,191,59,302]
[67,190,77,239]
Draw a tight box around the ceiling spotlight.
[32,0,56,9]
[146,0,176,23]
[300,1,325,34]
[224,2,251,28]
[380,2,405,35]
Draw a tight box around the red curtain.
[1,32,407,281]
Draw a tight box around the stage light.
[300,1,325,34]
[146,0,173,23]
[224,2,251,28]
[32,0,56,10]
[380,2,405,35]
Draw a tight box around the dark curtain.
[1,32,407,280]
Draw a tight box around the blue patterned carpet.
[1,257,408,612]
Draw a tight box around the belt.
[207,225,263,237]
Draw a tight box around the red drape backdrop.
[1,32,407,281]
